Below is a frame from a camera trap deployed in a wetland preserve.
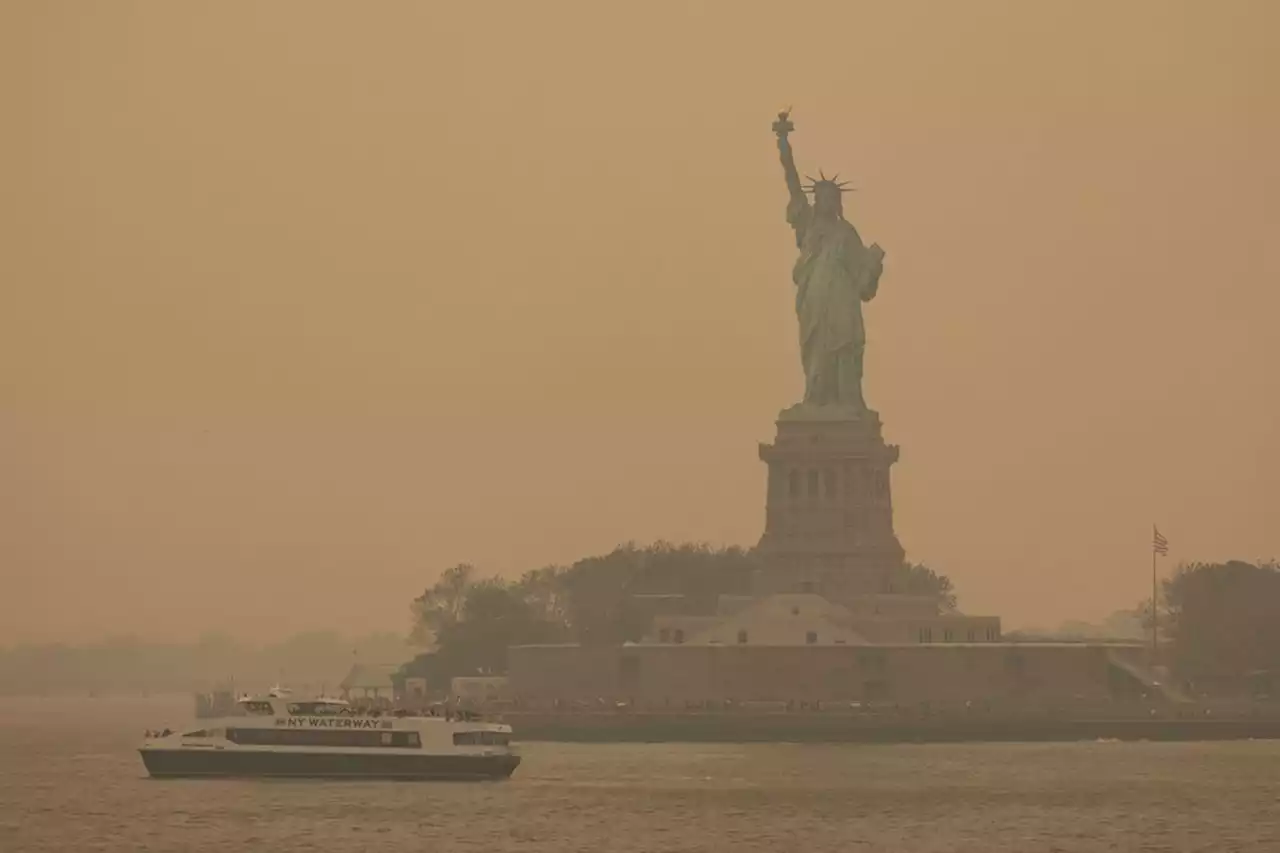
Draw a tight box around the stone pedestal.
[756,403,905,603]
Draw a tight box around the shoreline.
[503,711,1280,744]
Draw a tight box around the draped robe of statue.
[786,192,883,410]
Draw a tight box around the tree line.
[404,541,957,689]
[1145,559,1280,695]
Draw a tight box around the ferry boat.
[140,693,520,780]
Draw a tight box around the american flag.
[1153,525,1169,556]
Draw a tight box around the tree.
[553,544,649,645]
[406,542,762,681]
[408,563,475,647]
[514,565,570,626]
[1157,559,1280,690]
[431,580,568,677]
[407,567,572,684]
[888,562,958,612]
[555,542,758,645]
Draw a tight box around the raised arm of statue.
[772,110,806,205]
[772,110,810,243]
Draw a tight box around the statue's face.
[814,188,843,219]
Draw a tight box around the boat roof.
[238,693,350,706]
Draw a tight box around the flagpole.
[1151,532,1158,666]
[1150,525,1170,670]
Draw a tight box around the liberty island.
[390,111,1277,746]
[498,111,1176,725]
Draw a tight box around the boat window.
[286,701,344,716]
[242,701,275,715]
[453,730,510,746]
[226,728,422,748]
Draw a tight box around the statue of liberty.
[772,110,885,411]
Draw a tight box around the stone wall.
[858,614,1003,644]
[509,643,1141,705]
[640,592,1001,646]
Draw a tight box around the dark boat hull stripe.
[140,748,520,780]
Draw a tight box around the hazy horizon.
[3,1,1277,644]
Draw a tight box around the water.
[2,695,1278,852]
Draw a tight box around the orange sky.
[2,0,1277,643]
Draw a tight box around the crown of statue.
[802,170,856,195]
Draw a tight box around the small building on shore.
[452,676,510,706]
[339,663,399,702]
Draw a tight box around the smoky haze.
[1,1,1276,644]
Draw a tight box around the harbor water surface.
[2,695,1277,852]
